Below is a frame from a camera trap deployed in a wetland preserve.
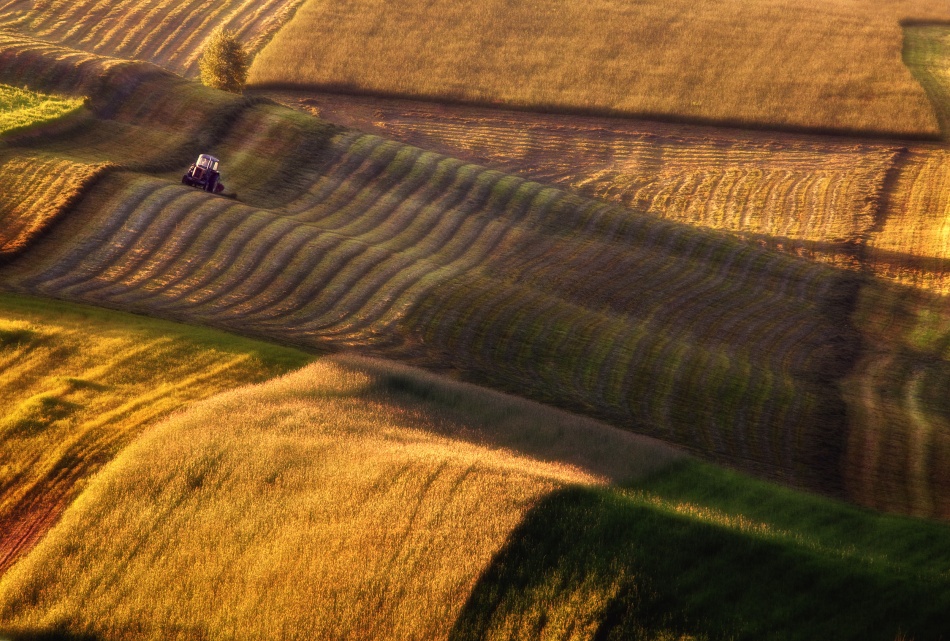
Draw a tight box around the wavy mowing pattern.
[0,155,111,259]
[841,284,950,519]
[867,148,950,294]
[0,0,305,77]
[0,31,126,96]
[283,91,898,265]
[2,128,859,491]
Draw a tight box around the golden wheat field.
[0,292,310,577]
[249,0,950,137]
[0,0,305,77]
[0,356,679,640]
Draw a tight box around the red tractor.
[182,154,225,193]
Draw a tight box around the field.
[2,39,950,522]
[276,90,901,270]
[0,43,862,499]
[0,291,310,577]
[248,0,950,137]
[0,0,305,77]
[0,84,82,138]
[269,22,950,294]
[2,357,949,640]
[2,5,950,639]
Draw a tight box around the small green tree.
[199,29,249,93]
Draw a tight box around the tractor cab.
[182,154,225,193]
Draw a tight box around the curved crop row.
[1,119,861,496]
[0,154,112,260]
[3,44,949,517]
[0,0,305,77]
[281,91,900,267]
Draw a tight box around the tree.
[199,29,249,93]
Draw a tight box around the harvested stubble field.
[270,22,950,294]
[0,0,305,77]
[3,37,950,523]
[2,356,949,640]
[274,46,950,294]
[276,90,901,271]
[0,154,112,260]
[249,0,950,137]
[0,291,310,578]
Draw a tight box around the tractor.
[182,154,225,193]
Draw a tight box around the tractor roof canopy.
[196,154,219,170]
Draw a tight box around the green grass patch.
[0,84,83,138]
[902,24,950,141]
[451,460,950,640]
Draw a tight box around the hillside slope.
[248,0,950,137]
[1,37,950,520]
[0,356,680,640]
[0,291,310,577]
[2,357,949,640]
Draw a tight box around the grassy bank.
[0,292,311,575]
[0,84,82,138]
[0,356,679,640]
[452,460,950,640]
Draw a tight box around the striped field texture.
[0,154,112,260]
[276,90,901,270]
[0,134,862,497]
[0,0,305,77]
[4,41,950,517]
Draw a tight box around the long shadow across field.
[451,461,950,640]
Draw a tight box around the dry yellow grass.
[0,0,305,77]
[0,355,680,640]
[0,292,310,575]
[866,148,950,293]
[250,0,950,137]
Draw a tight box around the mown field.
[0,291,311,577]
[0,0,305,77]
[1,5,950,640]
[248,0,950,137]
[270,23,950,295]
[2,36,950,522]
[278,90,900,271]
[1,358,948,640]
